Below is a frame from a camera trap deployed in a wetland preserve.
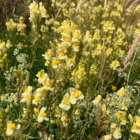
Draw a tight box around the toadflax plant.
[1,0,140,140]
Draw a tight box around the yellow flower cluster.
[6,19,17,32]
[71,67,86,88]
[130,115,140,135]
[6,17,26,33]
[110,60,120,70]
[103,21,115,33]
[29,1,47,26]
[17,17,26,33]
[0,40,12,69]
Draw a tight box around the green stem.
[28,44,37,84]
[127,49,137,85]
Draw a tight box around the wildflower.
[29,1,47,25]
[103,134,112,140]
[59,93,71,110]
[22,108,28,118]
[129,114,133,123]
[0,40,12,52]
[111,123,116,129]
[110,60,120,70]
[43,81,52,91]
[101,104,106,111]
[42,49,52,61]
[36,70,49,84]
[117,87,125,97]
[21,86,32,106]
[75,109,81,115]
[111,85,117,91]
[106,48,113,56]
[120,119,126,125]
[58,52,67,60]
[92,95,102,106]
[69,88,84,104]
[83,31,92,43]
[1,95,4,101]
[32,96,41,105]
[66,57,73,68]
[61,116,68,127]
[54,109,61,117]
[113,128,122,139]
[13,124,22,139]
[6,121,16,136]
[137,129,140,135]
[116,111,126,120]
[117,39,123,45]
[6,19,17,32]
[119,103,127,110]
[33,78,38,82]
[24,45,28,47]
[131,123,137,133]
[51,58,59,69]
[72,45,80,52]
[37,107,48,123]
[72,30,81,42]
[38,132,49,140]
[136,116,140,127]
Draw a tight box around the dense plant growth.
[1,0,140,139]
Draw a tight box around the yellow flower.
[131,123,137,133]
[113,128,121,139]
[92,95,101,106]
[136,116,140,127]
[103,134,112,140]
[55,110,61,117]
[37,107,48,123]
[102,104,106,111]
[59,93,71,111]
[32,97,41,105]
[24,45,28,47]
[21,86,33,106]
[110,60,120,70]
[6,121,16,136]
[75,109,81,115]
[111,85,117,91]
[120,119,126,125]
[33,78,38,82]
[111,123,116,129]
[117,87,125,97]
[70,88,84,104]
[36,70,49,84]
[51,58,59,69]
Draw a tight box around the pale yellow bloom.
[59,93,71,111]
[110,60,120,70]
[37,107,48,123]
[131,123,137,133]
[113,128,121,139]
[21,86,32,106]
[6,121,16,136]
[92,95,101,106]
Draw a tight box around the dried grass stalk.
[104,0,107,8]
[124,34,140,70]
[125,0,139,8]
[55,0,70,20]
[131,0,140,6]
[76,0,83,13]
